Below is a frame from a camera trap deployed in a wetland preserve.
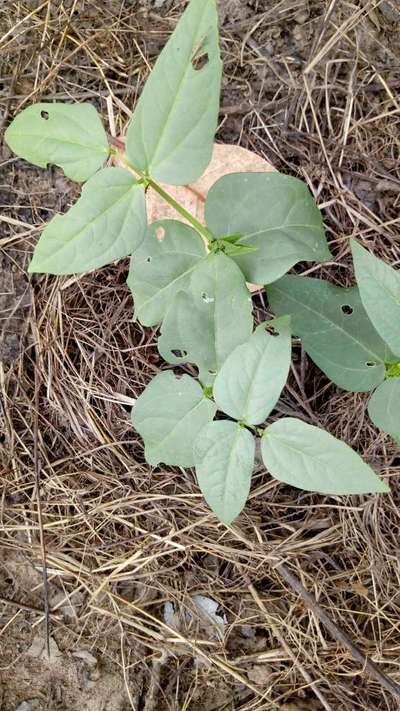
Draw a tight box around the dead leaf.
[145,143,275,223]
[163,594,227,641]
[191,594,227,639]
[163,601,180,631]
[350,582,369,596]
[112,141,275,291]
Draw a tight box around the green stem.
[147,178,214,245]
[119,153,214,246]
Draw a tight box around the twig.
[245,577,333,711]
[275,561,400,700]
[32,340,51,657]
[143,651,168,711]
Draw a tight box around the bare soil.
[1,1,400,709]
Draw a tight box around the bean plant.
[5,0,395,524]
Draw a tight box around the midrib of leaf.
[137,254,207,312]
[217,185,321,242]
[222,426,243,512]
[152,98,212,172]
[364,271,400,307]
[18,130,108,155]
[146,1,212,173]
[268,432,328,465]
[305,343,384,375]
[237,223,321,243]
[60,111,107,145]
[46,183,140,255]
[213,261,225,368]
[272,286,385,363]
[219,190,315,240]
[242,341,271,422]
[151,396,208,455]
[267,430,372,489]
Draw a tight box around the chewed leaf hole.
[201,291,214,304]
[155,226,165,242]
[192,51,209,71]
[146,256,152,263]
[171,349,187,359]
[366,361,377,368]
[40,110,49,120]
[341,304,353,315]
[265,324,279,337]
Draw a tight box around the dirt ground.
[1,0,400,709]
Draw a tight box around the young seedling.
[5,0,390,523]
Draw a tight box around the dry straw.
[1,0,400,708]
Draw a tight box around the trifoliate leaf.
[213,317,291,425]
[127,220,207,326]
[194,420,255,524]
[126,0,222,184]
[352,240,400,356]
[29,168,146,275]
[132,371,216,467]
[205,172,331,284]
[261,418,389,494]
[268,275,395,392]
[158,254,253,385]
[368,378,400,442]
[5,103,109,182]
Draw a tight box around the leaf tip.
[350,238,363,255]
[220,515,235,526]
[144,448,160,468]
[377,480,391,494]
[27,258,38,275]
[320,244,333,262]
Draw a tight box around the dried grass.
[1,1,400,709]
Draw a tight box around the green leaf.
[261,417,389,494]
[205,173,331,284]
[29,168,146,275]
[127,220,207,327]
[213,317,291,425]
[368,378,400,442]
[352,240,400,356]
[194,421,255,524]
[158,254,253,385]
[5,103,109,182]
[126,0,222,184]
[132,371,216,467]
[268,275,395,392]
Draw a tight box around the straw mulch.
[1,1,400,709]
